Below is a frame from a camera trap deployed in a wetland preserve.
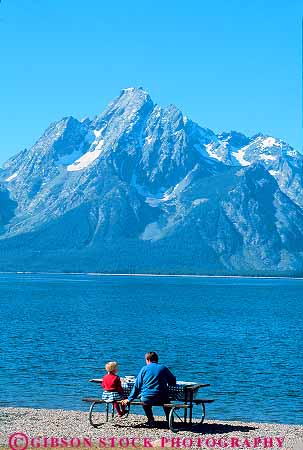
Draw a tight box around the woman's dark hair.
[145,351,158,363]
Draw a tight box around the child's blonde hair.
[105,361,118,373]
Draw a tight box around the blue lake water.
[0,273,302,424]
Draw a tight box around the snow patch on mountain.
[93,126,106,139]
[140,222,162,241]
[286,149,298,158]
[67,143,104,171]
[123,87,137,93]
[231,149,250,166]
[192,198,208,206]
[204,143,223,161]
[145,136,153,145]
[259,154,277,161]
[146,172,193,207]
[131,170,193,208]
[5,172,18,182]
[269,170,279,177]
[260,137,280,148]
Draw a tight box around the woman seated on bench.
[121,351,176,427]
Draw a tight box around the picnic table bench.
[82,378,214,432]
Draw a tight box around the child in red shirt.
[102,361,126,417]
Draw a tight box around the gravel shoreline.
[0,408,302,449]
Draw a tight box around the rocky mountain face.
[0,87,303,275]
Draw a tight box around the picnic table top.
[89,378,210,391]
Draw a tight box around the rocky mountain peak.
[1,89,303,275]
[217,131,250,149]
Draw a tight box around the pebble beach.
[0,408,302,450]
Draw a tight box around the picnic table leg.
[183,389,188,424]
[89,402,96,427]
[189,391,193,425]
[201,402,206,423]
[168,406,185,433]
[88,401,111,427]
[89,402,112,427]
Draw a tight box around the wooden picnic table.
[83,378,214,432]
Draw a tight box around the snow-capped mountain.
[205,131,303,208]
[0,87,303,275]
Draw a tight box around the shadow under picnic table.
[186,422,257,434]
[115,420,256,434]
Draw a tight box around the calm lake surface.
[0,273,302,424]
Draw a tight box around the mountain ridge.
[1,87,302,276]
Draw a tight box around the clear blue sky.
[0,0,302,165]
